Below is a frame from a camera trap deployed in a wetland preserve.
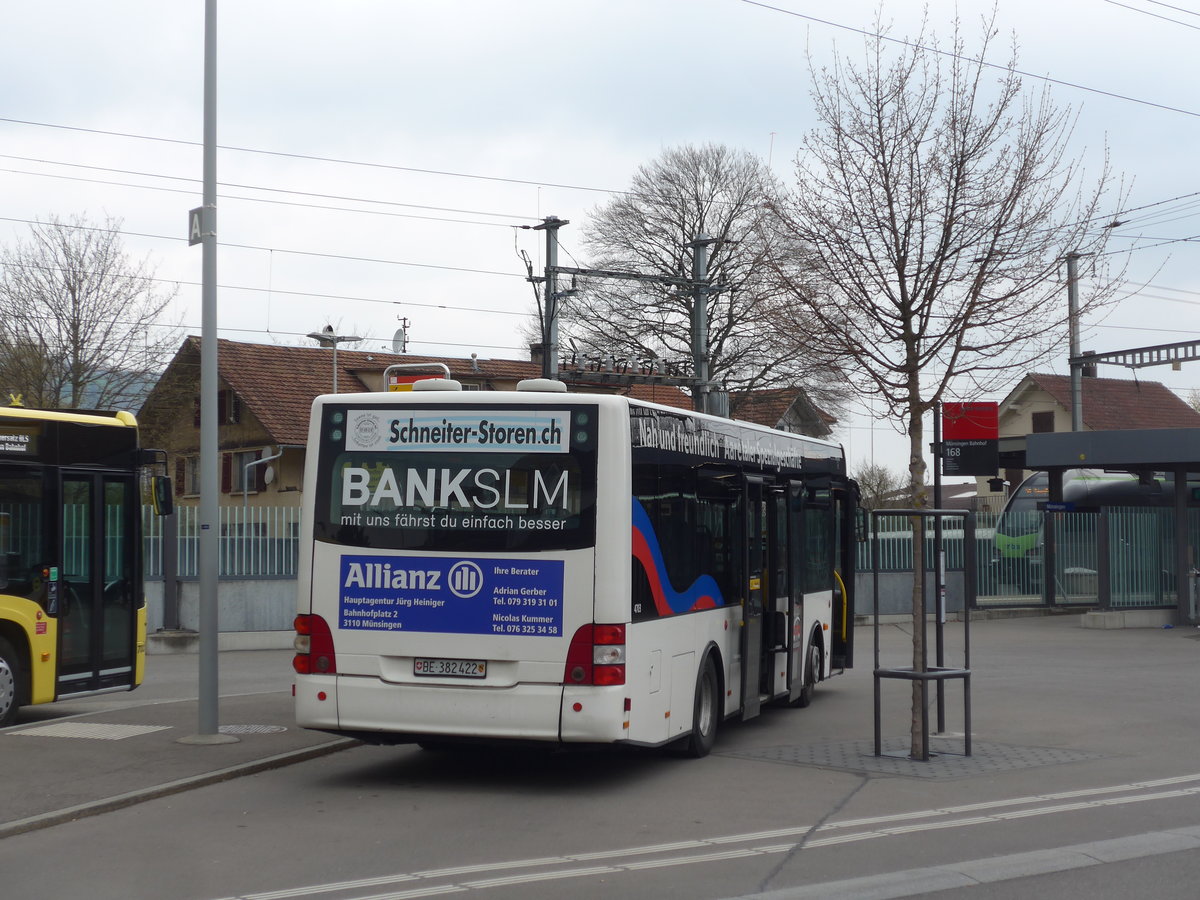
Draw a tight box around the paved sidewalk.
[0,649,351,838]
[3,615,1199,848]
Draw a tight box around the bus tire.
[0,635,25,727]
[792,640,822,709]
[684,654,720,758]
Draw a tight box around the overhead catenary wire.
[0,214,525,279]
[1103,0,1200,30]
[0,116,632,196]
[5,114,1200,254]
[0,155,541,225]
[0,257,530,321]
[740,0,1200,119]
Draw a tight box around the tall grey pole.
[690,234,712,414]
[932,404,946,733]
[535,216,566,379]
[183,0,235,744]
[1067,252,1083,432]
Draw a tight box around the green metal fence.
[861,512,998,574]
[143,505,301,579]
[860,507,1199,610]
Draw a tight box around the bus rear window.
[312,405,597,552]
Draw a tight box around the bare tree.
[854,462,906,510]
[560,143,847,409]
[771,13,1125,756]
[0,214,180,410]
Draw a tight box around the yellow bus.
[0,404,168,726]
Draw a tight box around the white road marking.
[213,773,1200,900]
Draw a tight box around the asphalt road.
[1,615,1198,900]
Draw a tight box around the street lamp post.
[307,325,362,393]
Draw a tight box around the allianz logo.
[343,560,484,599]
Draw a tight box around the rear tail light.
[563,623,625,685]
[293,614,337,675]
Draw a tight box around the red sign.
[941,401,999,476]
[942,402,998,440]
[387,374,439,392]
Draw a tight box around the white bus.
[293,380,859,756]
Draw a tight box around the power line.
[740,0,1200,119]
[1103,0,1200,30]
[0,214,526,279]
[12,145,1200,273]
[6,114,1200,253]
[197,326,526,354]
[0,256,530,320]
[1099,233,1200,256]
[1091,321,1200,336]
[1145,0,1200,17]
[0,164,527,230]
[0,116,628,195]
[0,154,542,224]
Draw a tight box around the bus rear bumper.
[295,674,627,744]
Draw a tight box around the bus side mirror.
[152,475,174,517]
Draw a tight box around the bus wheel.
[684,655,719,758]
[792,642,821,709]
[0,636,24,727]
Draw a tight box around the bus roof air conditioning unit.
[412,379,463,392]
[516,378,568,393]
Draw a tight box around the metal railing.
[143,505,301,579]
[859,512,999,573]
[858,507,1199,610]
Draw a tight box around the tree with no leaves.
[0,214,180,410]
[854,462,906,510]
[561,143,847,410]
[771,14,1125,756]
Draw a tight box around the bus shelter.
[1025,428,1200,625]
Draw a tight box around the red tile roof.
[1021,373,1200,431]
[152,338,695,445]
[728,388,835,433]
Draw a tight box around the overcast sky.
[3,0,1199,477]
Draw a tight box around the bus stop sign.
[941,401,999,476]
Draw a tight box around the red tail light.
[563,623,625,685]
[293,614,337,675]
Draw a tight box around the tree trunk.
[908,412,927,759]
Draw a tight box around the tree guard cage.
[872,508,975,762]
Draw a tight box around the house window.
[229,449,264,494]
[1031,411,1055,433]
[183,456,201,496]
[194,391,242,427]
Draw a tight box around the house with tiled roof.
[979,372,1200,503]
[1002,373,1200,435]
[727,387,835,439]
[138,337,694,507]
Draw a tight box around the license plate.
[413,657,487,678]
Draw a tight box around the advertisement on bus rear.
[338,554,565,636]
[315,403,598,554]
[345,410,570,454]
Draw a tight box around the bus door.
[764,483,791,699]
[741,476,787,718]
[56,472,139,697]
[830,482,856,671]
[785,482,806,702]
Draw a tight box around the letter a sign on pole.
[188,207,204,246]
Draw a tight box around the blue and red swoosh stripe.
[632,497,724,616]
